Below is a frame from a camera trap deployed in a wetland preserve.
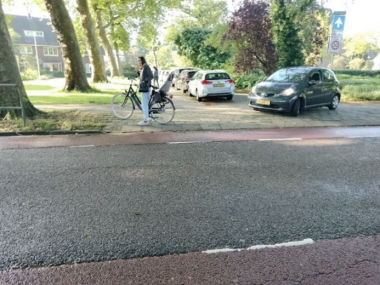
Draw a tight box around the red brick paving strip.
[0,235,379,285]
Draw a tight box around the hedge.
[333,70,380,77]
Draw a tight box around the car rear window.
[188,71,197,78]
[205,73,230,80]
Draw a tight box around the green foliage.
[285,0,329,66]
[175,28,229,69]
[122,65,138,79]
[21,69,39,80]
[187,0,228,29]
[348,58,365,70]
[225,1,277,75]
[344,33,379,59]
[271,0,304,68]
[332,55,347,70]
[327,33,380,70]
[164,0,230,69]
[232,70,266,89]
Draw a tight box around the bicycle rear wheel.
[150,97,175,124]
[111,93,134,119]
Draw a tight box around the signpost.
[328,11,346,54]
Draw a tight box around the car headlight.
[251,85,257,94]
[280,87,296,96]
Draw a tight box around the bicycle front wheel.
[111,93,134,119]
[150,97,175,124]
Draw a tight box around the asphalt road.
[0,136,379,271]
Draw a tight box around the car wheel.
[196,90,202,102]
[291,98,301,116]
[226,95,233,100]
[329,94,340,110]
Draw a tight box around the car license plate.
[257,99,270,106]
[214,83,224,87]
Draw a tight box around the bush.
[232,70,266,89]
[21,69,38,80]
[52,71,64,78]
[334,70,380,77]
[123,66,138,79]
[348,58,365,70]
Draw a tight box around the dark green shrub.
[52,71,64,78]
[232,70,266,89]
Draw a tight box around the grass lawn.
[0,110,110,133]
[28,92,118,104]
[337,74,380,101]
[0,80,134,133]
[23,84,56,91]
[24,79,131,105]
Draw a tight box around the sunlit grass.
[338,75,380,101]
[0,110,110,132]
[28,93,117,104]
[24,84,56,91]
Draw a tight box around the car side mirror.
[308,80,317,86]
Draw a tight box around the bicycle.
[111,81,175,124]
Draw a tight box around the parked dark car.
[177,69,198,93]
[248,67,341,116]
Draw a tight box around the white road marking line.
[346,136,375,139]
[258,138,302,142]
[69,145,95,148]
[203,238,314,254]
[168,141,203,144]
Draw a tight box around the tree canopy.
[225,0,278,75]
[271,0,305,68]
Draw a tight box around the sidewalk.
[36,92,380,133]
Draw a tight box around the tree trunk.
[76,0,107,82]
[45,0,91,91]
[114,42,123,76]
[0,0,40,118]
[93,4,120,77]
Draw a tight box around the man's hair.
[138,56,147,65]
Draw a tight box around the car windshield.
[205,73,230,80]
[188,71,197,78]
[266,69,307,83]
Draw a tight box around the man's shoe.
[137,120,150,126]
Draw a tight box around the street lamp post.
[32,32,41,79]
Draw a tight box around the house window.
[43,47,59,56]
[24,30,44,37]
[18,46,33,55]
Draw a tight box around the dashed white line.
[203,238,314,254]
[258,138,302,142]
[69,145,95,148]
[168,141,203,144]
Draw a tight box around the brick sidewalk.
[36,92,380,133]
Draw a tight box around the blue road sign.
[332,14,346,31]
